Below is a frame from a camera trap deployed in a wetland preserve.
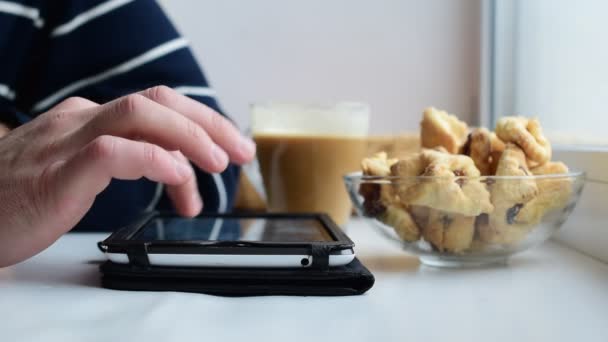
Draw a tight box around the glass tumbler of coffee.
[251,102,370,226]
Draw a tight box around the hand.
[0,86,256,267]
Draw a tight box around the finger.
[140,86,256,164]
[48,97,99,112]
[165,151,202,217]
[35,97,100,135]
[74,94,230,173]
[168,151,202,216]
[50,136,194,220]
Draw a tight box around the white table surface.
[1,219,607,342]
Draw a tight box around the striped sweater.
[0,0,239,231]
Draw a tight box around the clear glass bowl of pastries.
[344,107,585,267]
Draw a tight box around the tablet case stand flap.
[99,257,375,297]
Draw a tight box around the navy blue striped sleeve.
[0,0,240,230]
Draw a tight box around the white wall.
[158,0,481,134]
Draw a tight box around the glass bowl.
[344,171,585,267]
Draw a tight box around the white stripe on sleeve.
[211,173,228,213]
[207,173,228,240]
[0,83,16,100]
[51,0,134,37]
[208,218,224,241]
[32,37,189,112]
[174,86,217,98]
[144,183,165,212]
[0,1,43,27]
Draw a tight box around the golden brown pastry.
[360,152,421,242]
[390,152,425,178]
[358,108,571,252]
[476,213,530,246]
[478,144,539,245]
[495,117,551,165]
[463,127,505,175]
[409,205,431,230]
[420,210,475,253]
[531,160,569,175]
[396,149,493,216]
[513,161,572,225]
[389,152,425,206]
[380,205,421,242]
[492,144,538,199]
[360,152,398,214]
[361,151,397,177]
[420,107,469,154]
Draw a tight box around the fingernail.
[175,160,192,179]
[240,137,256,156]
[212,144,229,169]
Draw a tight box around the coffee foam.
[251,102,370,137]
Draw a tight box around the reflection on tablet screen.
[134,217,334,242]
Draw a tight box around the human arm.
[6,0,243,225]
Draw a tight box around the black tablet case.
[100,258,374,297]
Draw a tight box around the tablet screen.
[134,217,334,242]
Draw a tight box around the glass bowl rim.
[343,170,586,183]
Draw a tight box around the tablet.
[98,212,356,268]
